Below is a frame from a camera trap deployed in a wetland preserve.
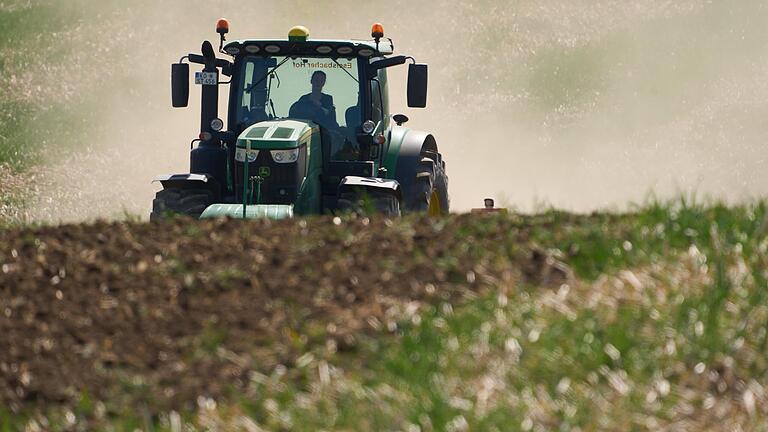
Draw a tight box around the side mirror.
[407,64,428,108]
[171,63,189,108]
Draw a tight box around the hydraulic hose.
[243,140,250,218]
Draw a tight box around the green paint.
[243,138,251,218]
[225,144,233,193]
[255,177,262,204]
[382,125,411,178]
[291,127,323,215]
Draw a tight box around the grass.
[0,164,28,227]
[4,200,767,431]
[0,1,120,170]
[201,200,765,431]
[0,100,100,169]
[0,1,123,223]
[0,2,67,168]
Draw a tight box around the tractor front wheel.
[150,188,213,221]
[411,151,449,216]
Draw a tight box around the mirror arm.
[187,54,230,68]
[371,55,407,69]
[187,54,232,76]
[215,59,232,69]
[188,54,207,65]
[220,61,233,77]
[367,55,407,79]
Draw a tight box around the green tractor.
[151,21,449,220]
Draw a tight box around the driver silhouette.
[289,70,339,129]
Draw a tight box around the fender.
[152,173,221,199]
[383,126,438,209]
[338,176,402,200]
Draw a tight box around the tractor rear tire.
[150,188,214,221]
[411,151,449,216]
[337,189,401,217]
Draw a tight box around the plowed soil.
[0,215,565,414]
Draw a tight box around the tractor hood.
[201,119,318,220]
[236,119,315,151]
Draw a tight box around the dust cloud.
[25,0,768,221]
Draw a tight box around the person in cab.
[289,70,339,129]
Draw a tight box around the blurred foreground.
[1,202,767,430]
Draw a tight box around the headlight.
[235,148,259,162]
[210,118,224,132]
[362,120,376,134]
[270,148,300,163]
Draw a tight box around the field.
[2,201,767,431]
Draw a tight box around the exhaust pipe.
[199,41,219,136]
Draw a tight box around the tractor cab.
[152,22,447,220]
[230,42,368,161]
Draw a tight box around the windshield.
[236,56,361,131]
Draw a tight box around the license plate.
[195,71,218,86]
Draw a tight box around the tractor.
[151,20,449,220]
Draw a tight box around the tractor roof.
[222,39,394,58]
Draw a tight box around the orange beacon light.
[371,23,384,39]
[216,18,230,35]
